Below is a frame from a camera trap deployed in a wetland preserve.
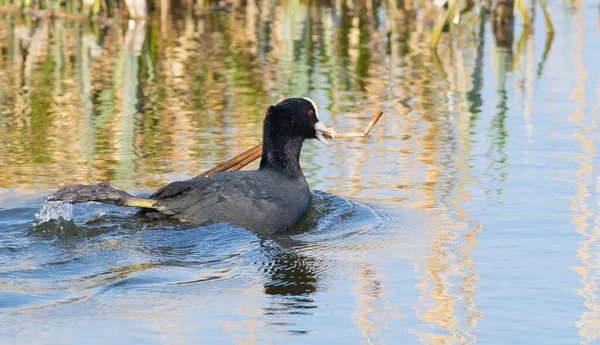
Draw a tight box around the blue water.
[1,192,439,344]
[1,1,600,344]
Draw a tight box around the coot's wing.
[151,171,303,231]
[154,172,286,213]
[150,180,195,200]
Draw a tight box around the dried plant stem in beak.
[362,110,384,136]
[199,109,383,176]
[335,132,366,138]
[334,110,384,138]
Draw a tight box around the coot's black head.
[263,98,331,144]
[260,98,333,176]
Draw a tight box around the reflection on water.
[0,0,600,343]
[571,2,600,343]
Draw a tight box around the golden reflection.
[354,264,383,345]
[570,1,600,343]
[449,34,486,344]
[402,7,486,343]
[523,30,534,145]
[219,296,263,345]
[0,2,489,342]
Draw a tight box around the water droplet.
[33,198,73,225]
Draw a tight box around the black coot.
[140,97,332,233]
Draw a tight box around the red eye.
[308,110,314,117]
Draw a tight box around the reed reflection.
[569,1,600,343]
[0,0,563,341]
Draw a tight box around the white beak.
[314,122,337,145]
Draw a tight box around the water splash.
[84,208,106,223]
[33,198,74,225]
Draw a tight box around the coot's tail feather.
[50,181,158,209]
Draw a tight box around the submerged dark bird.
[51,98,336,234]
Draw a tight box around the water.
[0,1,599,343]
[33,199,74,225]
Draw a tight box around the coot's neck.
[259,125,305,179]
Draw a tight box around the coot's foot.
[51,181,156,209]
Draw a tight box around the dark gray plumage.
[145,169,310,233]
[51,98,331,234]
[141,97,328,233]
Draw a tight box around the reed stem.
[198,109,384,176]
